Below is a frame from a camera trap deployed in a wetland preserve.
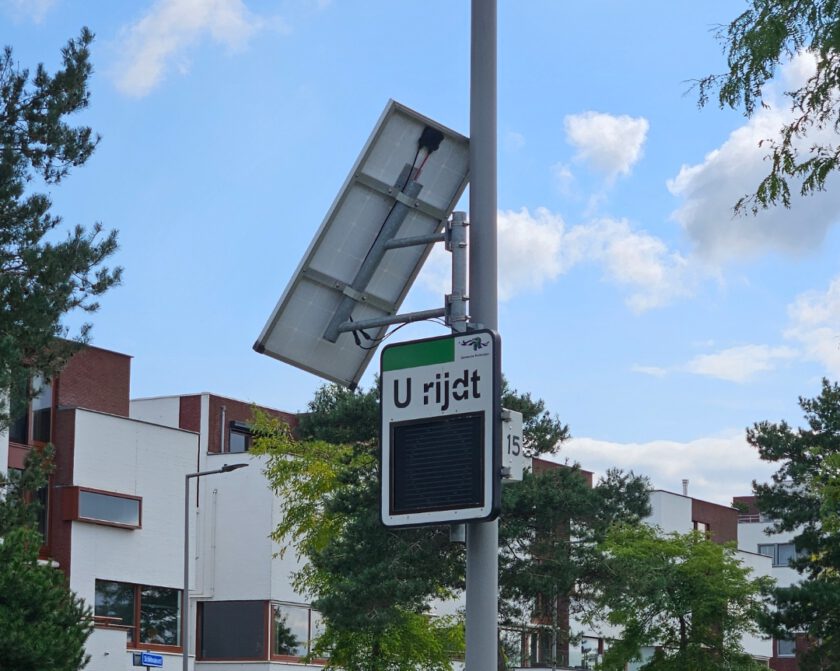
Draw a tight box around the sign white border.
[380,330,501,527]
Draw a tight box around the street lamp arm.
[186,463,248,480]
[183,461,248,671]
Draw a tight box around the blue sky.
[6,0,838,503]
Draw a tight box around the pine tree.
[0,28,121,427]
[749,379,840,669]
[0,447,93,670]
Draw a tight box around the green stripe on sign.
[382,338,454,371]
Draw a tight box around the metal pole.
[182,464,248,671]
[467,2,498,671]
[183,474,191,671]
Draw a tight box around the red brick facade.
[206,394,296,454]
[691,498,738,544]
[56,346,131,417]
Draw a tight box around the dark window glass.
[229,429,250,453]
[200,601,265,660]
[79,490,141,527]
[777,638,796,656]
[9,412,28,444]
[8,377,28,444]
[95,580,136,631]
[140,586,181,645]
[31,376,51,443]
[273,604,308,656]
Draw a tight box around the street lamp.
[182,463,248,671]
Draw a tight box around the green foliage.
[0,447,93,670]
[501,378,569,456]
[256,378,648,671]
[314,613,464,671]
[499,466,651,666]
[698,1,840,213]
[587,524,770,671]
[252,388,464,671]
[0,28,121,428]
[748,378,840,669]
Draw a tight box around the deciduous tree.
[699,1,840,213]
[254,378,648,671]
[586,524,769,671]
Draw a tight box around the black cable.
[354,318,447,351]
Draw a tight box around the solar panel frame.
[254,100,470,387]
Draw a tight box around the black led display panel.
[390,412,484,515]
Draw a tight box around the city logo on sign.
[460,336,489,351]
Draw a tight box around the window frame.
[758,542,798,567]
[776,637,796,657]
[269,602,327,664]
[227,420,253,454]
[8,375,54,448]
[63,486,142,530]
[94,579,182,652]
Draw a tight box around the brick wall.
[207,395,297,454]
[179,395,201,432]
[49,407,76,576]
[56,346,131,417]
[691,498,738,544]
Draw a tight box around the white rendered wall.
[68,409,198,635]
[737,519,800,588]
[646,490,693,534]
[198,452,305,604]
[129,396,181,429]
[736,549,773,659]
[86,626,135,671]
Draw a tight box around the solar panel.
[254,100,470,387]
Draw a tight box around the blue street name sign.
[132,651,164,668]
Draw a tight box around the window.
[228,421,252,453]
[526,629,565,668]
[758,542,797,567]
[776,542,797,566]
[66,487,141,529]
[271,603,323,660]
[199,601,266,660]
[777,638,796,657]
[9,375,52,445]
[693,520,711,537]
[94,580,181,648]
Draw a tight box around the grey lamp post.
[182,463,248,671]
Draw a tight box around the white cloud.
[114,0,274,97]
[564,111,649,181]
[682,344,798,383]
[558,432,776,506]
[785,275,840,377]
[419,207,701,311]
[497,207,565,300]
[560,217,699,312]
[634,343,799,383]
[669,52,840,262]
[3,0,55,22]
